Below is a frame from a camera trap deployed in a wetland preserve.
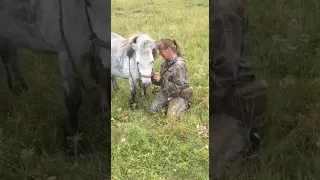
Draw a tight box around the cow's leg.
[128,77,136,109]
[58,51,84,155]
[101,66,111,113]
[138,78,147,98]
[0,42,28,93]
[143,87,147,98]
[88,56,107,115]
[111,75,120,91]
[89,56,101,85]
[99,66,111,175]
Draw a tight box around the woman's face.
[159,48,172,59]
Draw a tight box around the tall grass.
[111,0,209,179]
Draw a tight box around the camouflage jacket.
[210,0,255,113]
[152,55,189,97]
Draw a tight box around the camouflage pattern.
[209,113,251,179]
[210,0,255,113]
[150,55,190,118]
[209,0,262,179]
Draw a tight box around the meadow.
[225,0,320,179]
[111,0,209,179]
[0,51,110,178]
[0,0,319,179]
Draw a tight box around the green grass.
[0,50,110,179]
[111,0,209,179]
[224,0,320,179]
[1,0,319,179]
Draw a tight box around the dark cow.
[0,0,111,155]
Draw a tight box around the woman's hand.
[152,72,161,82]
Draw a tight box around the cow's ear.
[131,43,138,50]
[130,36,138,50]
[151,40,157,49]
[126,36,138,58]
[85,0,91,7]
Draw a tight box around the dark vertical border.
[106,0,111,179]
[208,1,215,178]
[209,0,258,179]
[209,1,217,178]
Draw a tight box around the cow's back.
[111,32,131,77]
[0,0,63,52]
[111,32,126,48]
[111,32,127,60]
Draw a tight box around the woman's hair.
[156,38,182,56]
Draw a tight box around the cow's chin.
[140,77,152,88]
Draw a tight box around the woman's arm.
[163,60,189,97]
[151,62,166,86]
[151,76,163,86]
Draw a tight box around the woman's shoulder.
[175,56,186,65]
[160,61,166,66]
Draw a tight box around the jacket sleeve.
[151,77,163,86]
[151,63,165,86]
[210,6,241,112]
[163,61,188,97]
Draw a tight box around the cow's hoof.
[112,84,120,91]
[11,81,29,94]
[63,129,91,157]
[64,136,91,157]
[128,102,137,110]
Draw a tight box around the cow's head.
[126,33,158,88]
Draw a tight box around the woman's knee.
[166,98,188,118]
[149,102,161,114]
